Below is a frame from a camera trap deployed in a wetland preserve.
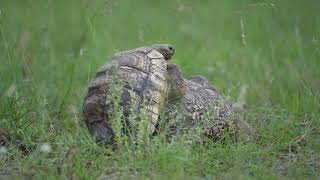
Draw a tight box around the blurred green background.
[0,0,319,179]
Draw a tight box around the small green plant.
[105,72,155,153]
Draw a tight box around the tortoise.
[164,64,256,143]
[83,44,175,144]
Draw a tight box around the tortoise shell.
[83,45,174,144]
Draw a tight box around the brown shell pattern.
[83,48,168,143]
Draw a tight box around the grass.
[0,0,320,179]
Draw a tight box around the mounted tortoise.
[165,64,256,143]
[83,44,175,144]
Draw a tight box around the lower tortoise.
[165,64,256,143]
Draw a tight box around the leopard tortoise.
[83,44,175,144]
[165,64,256,143]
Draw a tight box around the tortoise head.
[166,64,187,100]
[150,44,175,60]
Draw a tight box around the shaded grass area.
[0,0,319,179]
